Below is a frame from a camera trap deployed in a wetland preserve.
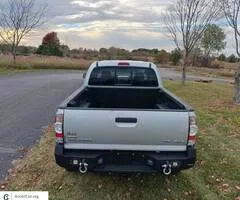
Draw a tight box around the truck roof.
[95,60,153,68]
[85,60,163,88]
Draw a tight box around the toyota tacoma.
[54,60,198,175]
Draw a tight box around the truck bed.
[67,87,186,110]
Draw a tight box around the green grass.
[2,81,240,200]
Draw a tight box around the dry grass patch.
[0,55,93,70]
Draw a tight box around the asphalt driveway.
[0,71,83,180]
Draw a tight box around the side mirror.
[83,72,86,79]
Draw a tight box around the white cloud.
[19,0,236,55]
[71,0,112,8]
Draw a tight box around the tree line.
[1,27,238,68]
[1,27,237,65]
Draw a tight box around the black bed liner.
[67,87,186,110]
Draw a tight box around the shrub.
[218,53,226,61]
[170,49,181,65]
[155,50,170,64]
[227,54,238,63]
[36,44,63,57]
[210,58,221,68]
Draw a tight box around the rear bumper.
[55,144,196,173]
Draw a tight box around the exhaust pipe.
[162,163,172,176]
[79,160,88,174]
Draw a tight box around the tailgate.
[63,110,189,151]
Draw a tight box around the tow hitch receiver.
[162,163,172,175]
[79,159,88,174]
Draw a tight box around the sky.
[20,0,236,54]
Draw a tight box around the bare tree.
[0,0,47,65]
[163,0,220,85]
[220,0,240,103]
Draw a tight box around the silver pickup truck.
[55,60,198,175]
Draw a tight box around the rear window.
[89,67,158,87]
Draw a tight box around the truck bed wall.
[67,87,185,110]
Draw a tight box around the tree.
[218,53,226,61]
[108,47,118,59]
[150,49,159,56]
[42,32,59,45]
[60,45,70,57]
[36,32,63,57]
[163,0,220,85]
[0,44,11,54]
[170,49,182,65]
[190,47,203,67]
[220,0,240,103]
[201,24,226,57]
[99,48,109,60]
[155,50,170,64]
[0,0,46,65]
[228,54,238,63]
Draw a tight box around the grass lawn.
[2,81,240,200]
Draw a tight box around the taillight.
[118,62,130,67]
[55,109,64,144]
[188,113,198,145]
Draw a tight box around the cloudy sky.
[22,0,236,54]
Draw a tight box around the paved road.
[0,69,231,181]
[0,71,84,181]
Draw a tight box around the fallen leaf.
[222,184,229,188]
[200,160,206,166]
[216,178,221,183]
[236,186,240,191]
[218,116,225,123]
[165,178,170,184]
